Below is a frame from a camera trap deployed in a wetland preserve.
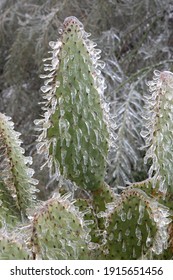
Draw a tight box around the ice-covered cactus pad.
[0,113,38,222]
[99,187,171,259]
[141,70,173,195]
[35,16,110,191]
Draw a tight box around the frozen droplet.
[85,175,90,183]
[24,156,33,165]
[76,128,82,151]
[76,103,81,114]
[138,202,145,225]
[94,129,99,145]
[51,97,57,112]
[83,150,88,165]
[146,236,152,247]
[82,165,87,173]
[44,66,54,71]
[91,111,97,121]
[121,211,126,222]
[56,81,60,88]
[97,211,106,218]
[71,90,77,104]
[72,114,78,126]
[52,57,59,68]
[74,169,80,177]
[49,41,62,50]
[42,57,52,62]
[59,96,64,105]
[41,85,52,93]
[97,60,105,69]
[122,240,126,252]
[40,71,55,79]
[118,208,126,222]
[88,93,93,106]
[86,86,90,94]
[127,208,132,220]
[108,233,114,241]
[85,121,90,135]
[63,165,68,177]
[65,133,71,148]
[117,231,122,242]
[154,70,161,77]
[125,228,130,236]
[88,242,99,250]
[65,95,70,103]
[58,28,63,35]
[90,157,96,167]
[113,222,118,230]
[59,119,70,134]
[132,247,136,258]
[29,178,39,185]
[26,167,35,177]
[135,226,142,240]
[83,73,88,80]
[60,109,65,117]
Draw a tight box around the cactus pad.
[102,187,170,259]
[35,16,109,191]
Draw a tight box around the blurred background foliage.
[0,0,173,199]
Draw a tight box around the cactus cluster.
[0,16,172,260]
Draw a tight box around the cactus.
[0,16,172,260]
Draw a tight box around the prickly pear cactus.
[141,70,173,195]
[0,113,38,223]
[0,16,172,260]
[29,193,92,260]
[100,187,170,259]
[35,16,109,191]
[0,180,21,228]
[0,235,31,260]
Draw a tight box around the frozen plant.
[0,16,172,260]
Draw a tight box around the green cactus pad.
[101,187,170,259]
[0,236,31,260]
[0,180,21,228]
[0,113,38,219]
[29,193,92,259]
[141,70,173,196]
[35,16,109,191]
